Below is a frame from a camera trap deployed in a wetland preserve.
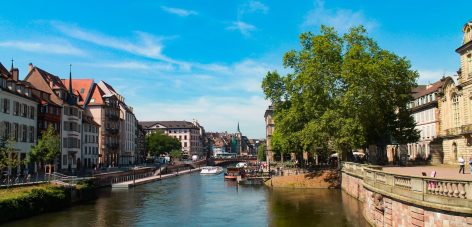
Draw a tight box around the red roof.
[62,79,104,106]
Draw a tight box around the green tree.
[169,149,182,161]
[29,125,61,170]
[262,25,419,160]
[257,143,266,161]
[0,138,21,173]
[146,131,181,156]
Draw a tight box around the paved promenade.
[383,165,472,180]
[112,167,202,188]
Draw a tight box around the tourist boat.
[224,167,246,180]
[200,166,224,175]
[235,162,248,168]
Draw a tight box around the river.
[4,172,369,227]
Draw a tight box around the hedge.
[0,180,97,223]
[0,186,70,223]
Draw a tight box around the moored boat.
[224,167,245,180]
[200,166,224,175]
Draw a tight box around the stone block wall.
[342,172,472,226]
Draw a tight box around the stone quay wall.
[341,162,472,226]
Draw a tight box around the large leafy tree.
[29,125,61,167]
[146,131,181,156]
[262,25,419,159]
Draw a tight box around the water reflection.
[3,173,367,227]
[268,188,369,227]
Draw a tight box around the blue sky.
[0,0,469,138]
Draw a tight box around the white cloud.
[241,1,269,14]
[161,6,198,17]
[82,61,175,71]
[226,21,257,36]
[51,22,188,67]
[417,69,455,84]
[302,0,377,33]
[0,40,85,56]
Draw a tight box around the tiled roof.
[139,121,198,129]
[62,79,105,106]
[35,67,67,90]
[0,63,11,78]
[411,79,446,99]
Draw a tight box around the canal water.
[4,172,369,227]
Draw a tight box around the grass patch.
[0,184,51,201]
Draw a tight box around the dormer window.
[465,27,472,44]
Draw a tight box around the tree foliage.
[0,138,21,172]
[262,25,419,157]
[29,125,61,165]
[146,131,181,156]
[169,150,182,160]
[257,143,266,161]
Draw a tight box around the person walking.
[469,157,472,175]
[459,156,465,174]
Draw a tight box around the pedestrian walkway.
[383,165,472,180]
[112,167,201,188]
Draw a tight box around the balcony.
[441,124,472,137]
[106,128,119,134]
[106,143,119,150]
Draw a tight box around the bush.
[75,180,97,201]
[0,185,70,223]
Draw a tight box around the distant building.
[64,79,121,167]
[97,81,137,165]
[0,63,38,173]
[81,114,99,168]
[438,20,472,164]
[136,124,146,163]
[404,80,446,164]
[25,64,83,171]
[139,120,205,158]
[264,106,274,162]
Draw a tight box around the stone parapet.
[342,162,472,226]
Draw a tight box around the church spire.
[237,122,240,133]
[68,64,73,94]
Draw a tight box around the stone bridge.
[211,157,258,166]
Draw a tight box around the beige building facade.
[438,21,472,164]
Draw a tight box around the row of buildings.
[0,62,146,173]
[206,123,259,158]
[264,20,472,165]
[388,20,472,165]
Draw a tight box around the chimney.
[28,63,34,73]
[11,68,19,81]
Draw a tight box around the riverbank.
[112,167,201,188]
[264,170,340,189]
[0,181,96,223]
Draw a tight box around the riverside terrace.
[341,162,472,226]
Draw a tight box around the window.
[29,126,34,143]
[1,98,10,113]
[63,155,67,165]
[13,101,19,115]
[452,94,460,127]
[29,106,35,119]
[80,88,85,93]
[184,142,187,147]
[21,125,27,142]
[13,123,18,141]
[21,104,27,117]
